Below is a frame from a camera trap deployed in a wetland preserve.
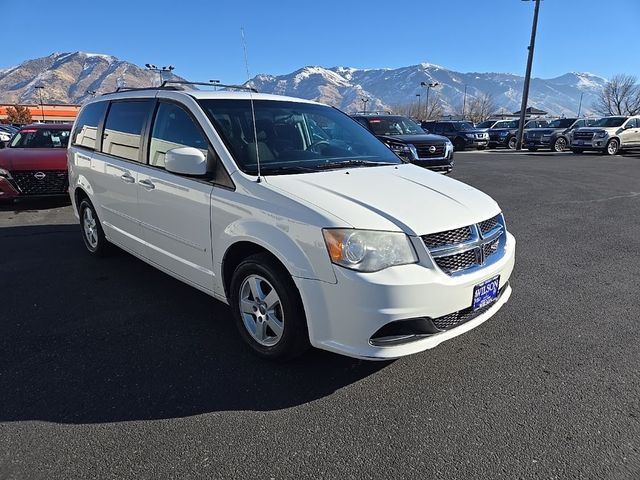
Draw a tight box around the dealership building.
[0,104,80,123]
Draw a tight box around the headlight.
[322,229,418,272]
[594,131,608,138]
[465,133,474,138]
[0,167,10,177]
[445,140,453,152]
[386,142,413,158]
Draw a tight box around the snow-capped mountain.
[248,64,607,116]
[0,52,182,104]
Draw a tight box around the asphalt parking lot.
[1,150,639,479]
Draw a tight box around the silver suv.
[571,116,640,155]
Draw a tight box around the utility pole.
[462,85,468,120]
[34,85,45,122]
[577,92,584,117]
[361,97,369,114]
[420,81,439,119]
[416,93,421,120]
[515,0,541,150]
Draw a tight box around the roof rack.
[161,80,258,93]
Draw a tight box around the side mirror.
[165,147,207,176]
[624,123,634,130]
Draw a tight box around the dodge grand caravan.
[68,86,516,360]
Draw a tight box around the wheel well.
[74,188,89,215]
[221,242,288,298]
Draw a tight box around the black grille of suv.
[574,131,594,140]
[422,226,471,248]
[414,143,445,158]
[422,214,506,275]
[432,284,508,330]
[11,171,68,195]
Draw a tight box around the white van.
[68,85,515,360]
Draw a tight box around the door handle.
[139,179,155,190]
[121,173,135,183]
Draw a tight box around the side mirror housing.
[165,147,207,176]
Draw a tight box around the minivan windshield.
[592,117,627,128]
[199,100,401,175]
[10,128,70,148]
[366,116,425,136]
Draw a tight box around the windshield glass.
[546,119,575,128]
[476,120,495,129]
[10,128,70,148]
[198,100,401,175]
[592,117,626,127]
[366,116,425,136]
[453,122,475,131]
[493,120,518,129]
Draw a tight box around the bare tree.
[393,97,443,121]
[594,74,640,116]
[455,92,497,123]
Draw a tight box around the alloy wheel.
[238,274,284,347]
[83,207,98,249]
[554,137,567,152]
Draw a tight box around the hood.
[457,129,487,135]
[0,147,68,171]
[526,128,559,135]
[575,127,615,133]
[378,133,448,144]
[489,128,514,133]
[264,164,500,236]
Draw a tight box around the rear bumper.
[296,232,516,360]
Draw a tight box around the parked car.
[523,118,596,152]
[421,120,489,151]
[0,125,17,142]
[68,88,515,361]
[487,118,548,149]
[0,124,71,202]
[571,116,640,155]
[351,114,454,173]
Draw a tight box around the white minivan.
[68,85,515,360]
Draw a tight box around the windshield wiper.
[259,165,320,175]
[315,159,394,170]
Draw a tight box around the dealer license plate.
[473,276,500,311]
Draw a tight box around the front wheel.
[507,136,517,150]
[79,199,110,256]
[605,138,620,155]
[230,253,310,360]
[552,137,567,152]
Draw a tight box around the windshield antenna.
[241,28,261,183]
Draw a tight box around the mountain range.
[0,52,607,116]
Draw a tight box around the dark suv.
[487,118,548,149]
[421,121,489,151]
[352,114,454,173]
[523,118,596,152]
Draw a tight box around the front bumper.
[571,138,606,150]
[488,136,509,147]
[296,232,516,360]
[464,138,489,148]
[0,177,19,199]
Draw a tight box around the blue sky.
[4,0,639,82]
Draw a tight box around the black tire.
[527,147,538,152]
[571,148,584,154]
[507,136,517,150]
[454,138,466,151]
[229,252,310,361]
[605,138,620,155]
[552,137,567,152]
[79,198,110,256]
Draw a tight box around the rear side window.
[149,102,209,168]
[72,101,108,150]
[101,100,153,162]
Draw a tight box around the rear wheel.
[79,199,110,256]
[507,136,517,150]
[230,253,310,360]
[605,138,620,155]
[552,137,567,152]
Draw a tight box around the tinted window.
[367,116,424,135]
[149,103,209,168]
[101,101,152,162]
[72,101,108,150]
[10,128,70,148]
[625,118,638,128]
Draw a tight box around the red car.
[0,123,72,202]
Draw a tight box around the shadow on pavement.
[0,224,388,424]
[0,196,71,212]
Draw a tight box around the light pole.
[34,85,45,122]
[577,92,584,117]
[145,64,175,86]
[86,90,97,97]
[361,97,369,114]
[420,81,439,119]
[515,0,541,150]
[416,93,421,119]
[462,85,468,120]
[209,79,221,91]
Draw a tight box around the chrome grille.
[423,214,506,275]
[11,170,68,195]
[434,250,477,274]
[422,226,471,249]
[574,131,594,140]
